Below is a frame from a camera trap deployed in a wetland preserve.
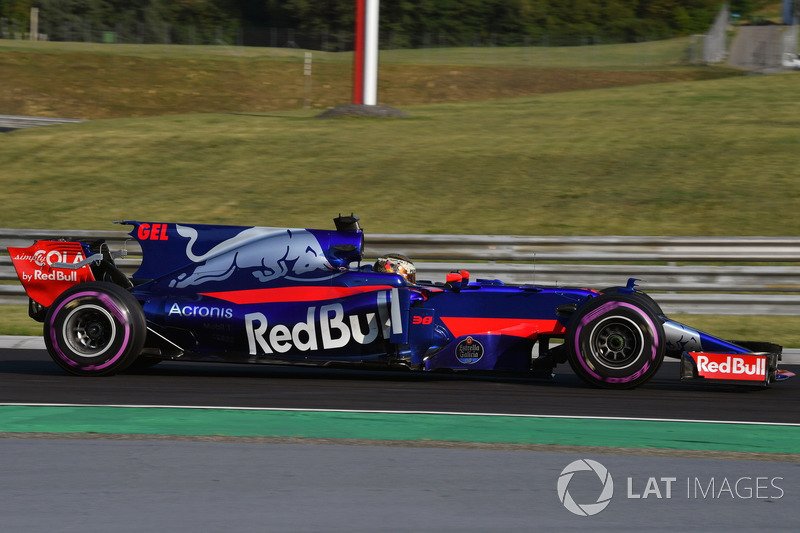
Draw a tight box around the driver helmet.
[373,254,416,283]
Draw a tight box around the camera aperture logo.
[557,459,614,516]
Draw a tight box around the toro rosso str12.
[7,215,794,389]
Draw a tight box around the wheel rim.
[589,316,644,370]
[61,304,116,358]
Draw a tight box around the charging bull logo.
[170,225,332,288]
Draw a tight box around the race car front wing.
[680,351,780,386]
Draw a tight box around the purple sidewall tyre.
[43,281,146,376]
[566,294,665,389]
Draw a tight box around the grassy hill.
[0,62,796,236]
[1,38,736,119]
[2,38,800,342]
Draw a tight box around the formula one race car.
[7,215,794,389]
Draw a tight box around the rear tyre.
[44,281,146,376]
[566,295,665,389]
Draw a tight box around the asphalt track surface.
[2,438,798,533]
[2,343,799,532]
[1,346,799,423]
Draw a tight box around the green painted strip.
[1,405,798,454]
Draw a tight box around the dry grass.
[2,38,798,341]
[0,39,738,119]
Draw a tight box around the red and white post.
[353,0,380,105]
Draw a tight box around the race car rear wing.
[8,240,97,308]
[8,240,131,320]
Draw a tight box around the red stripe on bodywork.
[440,317,565,338]
[201,285,394,305]
[352,0,366,104]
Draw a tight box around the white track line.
[1,402,798,427]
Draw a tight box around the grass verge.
[2,72,800,235]
[0,38,739,119]
[2,38,798,341]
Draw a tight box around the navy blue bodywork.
[122,219,598,372]
[9,216,791,387]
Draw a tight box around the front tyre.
[598,287,664,317]
[566,295,665,389]
[44,281,146,376]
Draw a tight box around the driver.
[373,254,416,284]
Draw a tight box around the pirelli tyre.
[44,281,146,376]
[566,294,665,389]
[598,287,664,317]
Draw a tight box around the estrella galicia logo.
[455,336,484,364]
[557,459,614,516]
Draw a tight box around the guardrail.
[0,115,86,131]
[3,228,800,315]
